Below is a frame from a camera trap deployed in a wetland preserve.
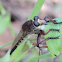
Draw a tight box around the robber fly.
[10,16,62,55]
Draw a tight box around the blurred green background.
[0,0,62,62]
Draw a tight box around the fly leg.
[37,29,59,48]
[44,29,60,35]
[44,16,62,24]
[38,36,59,45]
[33,28,60,35]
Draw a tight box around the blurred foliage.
[10,41,28,62]
[25,53,52,62]
[0,3,10,34]
[55,4,62,10]
[0,0,62,62]
[59,54,62,62]
[0,50,10,62]
[28,0,45,20]
[0,2,15,36]
[0,41,13,49]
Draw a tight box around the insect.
[10,16,62,55]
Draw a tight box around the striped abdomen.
[10,20,35,55]
[10,31,27,55]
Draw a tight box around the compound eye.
[33,21,40,27]
[34,16,39,20]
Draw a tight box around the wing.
[11,30,23,50]
[10,29,28,55]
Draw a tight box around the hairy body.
[10,20,45,55]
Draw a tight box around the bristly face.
[33,16,47,30]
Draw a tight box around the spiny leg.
[44,16,62,24]
[45,29,60,35]
[38,36,59,45]
[40,29,60,35]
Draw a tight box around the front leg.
[44,16,62,24]
[40,29,60,35]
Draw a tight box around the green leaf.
[10,41,26,61]
[15,51,28,62]
[59,54,62,62]
[28,0,45,20]
[9,23,16,37]
[26,40,33,48]
[0,14,11,34]
[0,3,6,15]
[25,53,52,62]
[0,3,11,34]
[0,50,10,62]
[43,18,62,56]
[0,41,13,49]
